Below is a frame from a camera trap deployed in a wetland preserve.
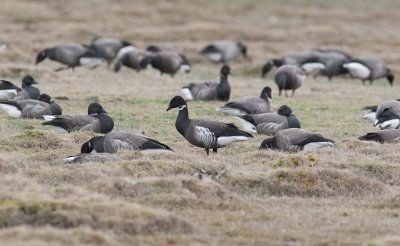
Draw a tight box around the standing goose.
[312,49,351,80]
[167,96,253,154]
[0,79,21,100]
[374,100,400,129]
[11,75,40,101]
[80,131,173,154]
[343,58,394,86]
[235,105,301,134]
[64,153,121,164]
[274,65,305,97]
[35,43,101,71]
[42,103,114,133]
[260,128,335,152]
[358,129,400,143]
[114,49,152,73]
[0,94,62,119]
[216,86,272,116]
[261,51,318,77]
[143,50,191,77]
[200,40,248,63]
[181,65,231,101]
[90,38,133,67]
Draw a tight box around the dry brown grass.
[1,0,400,245]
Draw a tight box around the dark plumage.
[167,96,253,154]
[11,75,40,101]
[80,131,172,154]
[274,65,305,97]
[181,65,231,101]
[373,100,400,129]
[0,79,21,100]
[42,103,113,133]
[261,51,317,77]
[114,49,152,72]
[200,40,248,63]
[235,105,301,135]
[90,38,133,67]
[144,51,191,77]
[0,93,62,119]
[216,86,272,116]
[358,129,400,143]
[260,128,335,152]
[35,43,100,71]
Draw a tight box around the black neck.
[175,106,190,137]
[96,113,114,133]
[217,75,230,101]
[287,114,301,128]
[260,92,270,102]
[46,48,56,60]
[49,102,62,115]
[94,137,105,152]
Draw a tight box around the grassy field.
[1,0,400,245]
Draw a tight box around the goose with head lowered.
[0,79,21,100]
[260,128,335,152]
[114,49,152,73]
[181,65,231,101]
[343,58,394,86]
[42,103,113,133]
[200,40,249,64]
[216,86,272,116]
[11,75,40,101]
[0,93,61,119]
[35,43,102,72]
[235,105,301,134]
[274,65,305,97]
[89,37,134,67]
[64,153,121,164]
[359,129,400,143]
[142,50,191,77]
[167,96,253,154]
[80,131,173,154]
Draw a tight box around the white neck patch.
[178,105,187,111]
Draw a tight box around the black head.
[35,49,48,65]
[277,105,293,116]
[387,72,394,86]
[37,93,52,103]
[166,96,187,111]
[146,45,162,53]
[140,56,152,69]
[80,136,103,153]
[261,61,274,78]
[121,40,132,47]
[259,137,277,149]
[22,75,38,85]
[88,103,107,115]
[237,42,247,57]
[220,65,231,76]
[260,86,272,99]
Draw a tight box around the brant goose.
[143,51,191,77]
[0,93,61,119]
[260,128,335,152]
[274,65,305,97]
[81,131,173,154]
[114,49,152,73]
[181,65,231,101]
[216,86,272,116]
[200,40,248,63]
[235,105,301,134]
[343,58,394,86]
[372,100,400,129]
[167,96,253,154]
[11,75,40,101]
[89,38,133,67]
[359,129,400,143]
[42,103,113,133]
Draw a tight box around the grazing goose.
[374,100,400,129]
[167,96,253,154]
[358,129,400,143]
[143,50,191,77]
[181,65,231,101]
[64,153,121,164]
[90,38,133,66]
[0,79,21,100]
[35,43,101,71]
[42,103,114,133]
[260,128,335,152]
[343,58,394,86]
[274,65,305,97]
[235,105,301,134]
[261,51,318,77]
[313,49,351,80]
[200,40,248,63]
[0,94,62,119]
[80,131,173,154]
[114,49,152,73]
[216,86,272,116]
[11,75,40,101]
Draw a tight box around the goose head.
[259,137,278,149]
[277,105,293,117]
[22,75,38,85]
[80,136,103,153]
[387,72,394,86]
[166,96,187,111]
[37,93,52,103]
[260,86,272,100]
[35,49,49,65]
[88,103,107,115]
[220,65,231,76]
